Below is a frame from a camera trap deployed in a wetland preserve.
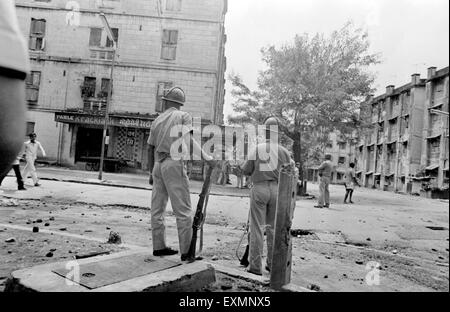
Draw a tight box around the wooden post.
[270,164,297,290]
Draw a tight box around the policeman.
[241,117,294,275]
[147,87,216,260]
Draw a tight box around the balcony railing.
[83,98,107,113]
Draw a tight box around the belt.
[157,152,171,162]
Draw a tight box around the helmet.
[263,116,279,132]
[162,87,185,106]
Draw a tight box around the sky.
[223,0,450,121]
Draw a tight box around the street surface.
[0,166,448,291]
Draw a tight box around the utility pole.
[98,13,117,181]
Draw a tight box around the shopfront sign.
[55,112,154,129]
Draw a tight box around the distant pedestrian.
[22,133,46,186]
[343,162,360,204]
[0,151,25,190]
[314,154,333,208]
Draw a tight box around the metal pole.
[98,48,116,180]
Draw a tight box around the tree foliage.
[228,22,381,168]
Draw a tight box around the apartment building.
[307,131,357,184]
[417,66,449,197]
[356,74,427,193]
[15,0,227,170]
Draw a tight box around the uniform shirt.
[318,160,333,178]
[242,142,292,184]
[147,107,193,162]
[0,0,30,76]
[23,140,46,160]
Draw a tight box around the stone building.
[354,66,448,198]
[417,66,449,197]
[306,66,449,198]
[16,0,227,170]
[307,131,358,184]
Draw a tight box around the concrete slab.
[6,250,216,292]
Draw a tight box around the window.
[25,71,41,103]
[99,78,110,98]
[325,154,332,161]
[89,27,118,48]
[338,142,347,150]
[166,0,182,11]
[338,156,345,164]
[161,30,178,60]
[29,18,46,51]
[156,82,173,112]
[326,142,333,149]
[81,77,96,98]
[89,28,102,47]
[106,28,119,48]
[26,122,35,136]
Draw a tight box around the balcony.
[83,98,107,114]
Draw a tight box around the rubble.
[107,231,122,244]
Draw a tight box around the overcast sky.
[223,0,449,121]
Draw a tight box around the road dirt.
[1,196,448,292]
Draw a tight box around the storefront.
[55,111,157,170]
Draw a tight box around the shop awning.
[386,139,397,145]
[427,134,441,140]
[365,171,374,175]
[374,172,381,176]
[356,170,362,174]
[425,164,439,171]
[54,111,158,129]
[385,172,395,177]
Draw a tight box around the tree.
[228,22,380,179]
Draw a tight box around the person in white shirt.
[0,0,31,179]
[22,133,46,186]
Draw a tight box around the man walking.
[0,152,26,190]
[147,87,216,261]
[22,133,46,187]
[314,154,333,208]
[241,117,293,275]
[343,162,360,204]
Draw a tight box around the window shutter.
[162,30,170,44]
[89,28,102,47]
[169,30,178,44]
[29,37,37,50]
[32,72,41,87]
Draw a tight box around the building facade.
[418,67,449,197]
[307,131,358,184]
[306,66,449,198]
[356,74,427,193]
[16,0,227,170]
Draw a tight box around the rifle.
[236,220,250,266]
[186,164,214,262]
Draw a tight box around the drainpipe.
[57,57,71,165]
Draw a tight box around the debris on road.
[32,227,39,233]
[309,284,321,291]
[5,237,16,243]
[355,260,364,265]
[211,255,219,261]
[45,252,53,257]
[107,231,122,244]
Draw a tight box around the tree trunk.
[292,130,307,195]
